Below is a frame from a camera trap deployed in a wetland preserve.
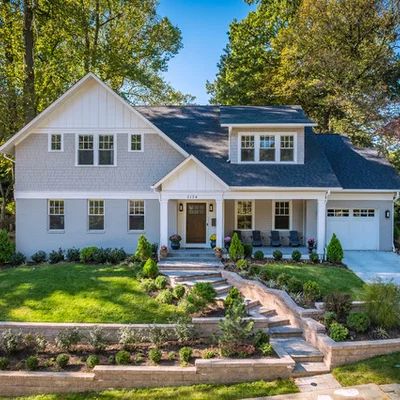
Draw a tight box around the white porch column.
[160,199,169,248]
[317,198,326,255]
[216,199,224,248]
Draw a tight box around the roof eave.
[220,123,317,128]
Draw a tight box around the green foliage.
[167,351,176,361]
[149,348,162,364]
[88,327,107,352]
[202,349,217,359]
[287,277,303,293]
[179,346,192,365]
[86,354,100,368]
[272,250,282,261]
[0,329,22,354]
[0,357,9,370]
[324,292,352,321]
[224,287,242,309]
[243,243,253,258]
[259,343,274,356]
[79,247,99,264]
[309,252,320,264]
[291,250,302,262]
[363,281,400,329]
[236,258,248,271]
[140,278,157,293]
[31,250,47,264]
[276,273,290,287]
[229,233,244,261]
[329,322,349,342]
[346,312,370,333]
[66,248,80,262]
[119,328,143,350]
[0,229,13,264]
[108,248,127,264]
[254,250,264,260]
[115,350,131,365]
[323,311,337,329]
[172,315,195,343]
[156,289,174,305]
[48,248,64,264]
[173,285,186,300]
[326,234,344,264]
[9,252,25,266]
[191,282,217,304]
[135,235,153,262]
[303,281,321,303]
[55,328,81,351]
[142,258,159,278]
[26,355,39,370]
[248,265,261,276]
[56,354,69,369]
[253,330,270,348]
[155,275,168,290]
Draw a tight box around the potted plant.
[214,246,223,258]
[209,234,217,248]
[160,245,168,258]
[224,236,231,250]
[307,238,316,254]
[169,234,182,250]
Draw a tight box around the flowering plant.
[169,234,182,242]
[307,238,316,248]
[209,234,217,241]
[224,236,231,243]
[160,245,168,251]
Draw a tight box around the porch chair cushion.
[289,230,301,247]
[270,230,281,247]
[251,230,263,247]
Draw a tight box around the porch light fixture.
[209,204,214,213]
[179,203,184,212]
[385,210,391,219]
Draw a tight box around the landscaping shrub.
[151,243,159,259]
[202,349,216,359]
[148,326,169,348]
[115,350,131,365]
[172,284,186,300]
[86,354,100,368]
[324,292,352,321]
[26,355,39,370]
[0,330,22,354]
[167,351,176,361]
[142,258,159,278]
[323,311,337,329]
[55,328,81,351]
[149,348,162,364]
[303,281,321,304]
[140,278,157,293]
[287,277,303,294]
[93,248,110,264]
[119,328,143,350]
[309,251,320,264]
[23,333,47,353]
[0,229,14,263]
[56,354,69,369]
[191,282,216,303]
[253,250,264,260]
[363,281,400,329]
[134,353,144,364]
[108,248,127,264]
[346,312,370,333]
[229,233,244,261]
[66,248,80,262]
[88,327,106,352]
[252,330,270,348]
[10,252,26,266]
[276,273,290,288]
[224,287,242,309]
[371,327,390,340]
[326,234,344,264]
[155,275,167,290]
[79,247,99,263]
[272,250,283,261]
[236,258,248,271]
[179,346,192,365]
[329,322,349,342]
[172,315,195,343]
[156,289,174,304]
[177,298,197,315]
[291,250,302,262]
[48,248,64,264]
[31,250,47,264]
[135,235,152,262]
[0,357,9,370]
[259,343,274,356]
[243,243,253,259]
[258,267,279,281]
[248,264,261,276]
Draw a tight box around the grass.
[333,352,400,386]
[2,379,298,400]
[0,263,182,323]
[265,263,365,299]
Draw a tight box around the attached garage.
[326,208,379,250]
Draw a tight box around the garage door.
[326,208,379,250]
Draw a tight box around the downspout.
[324,189,331,259]
[393,191,400,252]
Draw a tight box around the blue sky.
[158,0,253,104]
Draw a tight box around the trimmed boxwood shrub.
[272,250,282,261]
[86,354,100,368]
[156,289,174,304]
[56,354,69,369]
[10,252,26,266]
[243,243,253,259]
[323,311,337,329]
[0,229,14,264]
[155,275,167,290]
[66,248,80,262]
[291,250,302,262]
[346,312,370,333]
[142,258,159,278]
[253,250,264,260]
[329,322,349,342]
[140,278,157,293]
[191,282,216,303]
[173,284,186,300]
[31,250,47,264]
[80,247,99,263]
[179,346,192,365]
[115,350,131,365]
[303,281,321,303]
[149,348,162,364]
[326,233,344,264]
[309,251,320,264]
[26,355,39,370]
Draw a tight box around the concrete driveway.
[344,251,400,284]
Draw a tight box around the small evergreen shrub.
[236,258,248,270]
[179,346,192,365]
[329,322,349,342]
[88,327,106,352]
[79,247,99,263]
[224,287,242,309]
[202,349,216,359]
[323,311,337,329]
[26,355,39,370]
[303,281,321,304]
[135,235,153,262]
[259,343,274,356]
[0,357,9,370]
[134,353,144,364]
[346,312,370,333]
[86,354,100,368]
[31,250,47,264]
[140,278,157,293]
[55,328,81,351]
[48,248,64,264]
[253,250,264,260]
[248,264,261,276]
[191,282,216,303]
[155,275,167,290]
[156,289,174,304]
[10,252,26,266]
[149,348,162,364]
[309,251,320,264]
[115,350,131,365]
[253,330,270,348]
[56,354,69,369]
[93,248,110,264]
[291,250,302,262]
[324,292,352,321]
[326,234,344,264]
[167,351,176,361]
[243,243,253,258]
[258,267,279,281]
[229,233,244,261]
[276,273,290,287]
[272,250,283,261]
[287,277,303,293]
[66,248,80,262]
[172,284,186,300]
[142,258,159,278]
[0,229,14,263]
[108,248,127,264]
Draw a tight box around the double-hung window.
[240,135,255,161]
[49,134,63,152]
[88,200,104,231]
[99,135,114,165]
[78,135,94,165]
[77,134,116,166]
[236,201,253,230]
[260,135,275,161]
[280,136,294,162]
[129,200,145,231]
[48,200,64,231]
[130,134,143,151]
[274,201,291,230]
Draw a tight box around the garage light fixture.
[209,204,214,213]
[385,210,390,219]
[179,203,184,212]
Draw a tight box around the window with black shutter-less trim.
[99,135,114,165]
[49,200,64,230]
[88,200,104,231]
[274,201,291,230]
[129,200,144,230]
[78,135,94,165]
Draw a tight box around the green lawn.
[333,352,400,386]
[0,263,182,323]
[2,379,298,400]
[265,263,365,299]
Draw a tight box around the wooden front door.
[186,203,207,244]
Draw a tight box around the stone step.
[245,299,261,310]
[214,284,233,295]
[180,278,228,287]
[269,326,303,338]
[174,272,222,281]
[271,338,324,363]
[257,306,277,317]
[292,361,330,378]
[267,315,291,328]
[168,251,216,259]
[158,260,222,269]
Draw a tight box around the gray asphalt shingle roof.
[135,105,400,190]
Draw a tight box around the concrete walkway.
[344,251,400,284]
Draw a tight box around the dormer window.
[280,135,294,162]
[260,135,275,161]
[240,135,254,161]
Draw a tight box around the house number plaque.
[186,195,198,199]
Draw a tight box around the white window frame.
[75,134,117,166]
[238,132,297,163]
[128,200,145,232]
[128,133,144,152]
[48,199,65,232]
[88,199,105,232]
[234,200,255,231]
[272,200,292,231]
[48,133,64,152]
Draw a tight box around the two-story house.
[1,73,399,257]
